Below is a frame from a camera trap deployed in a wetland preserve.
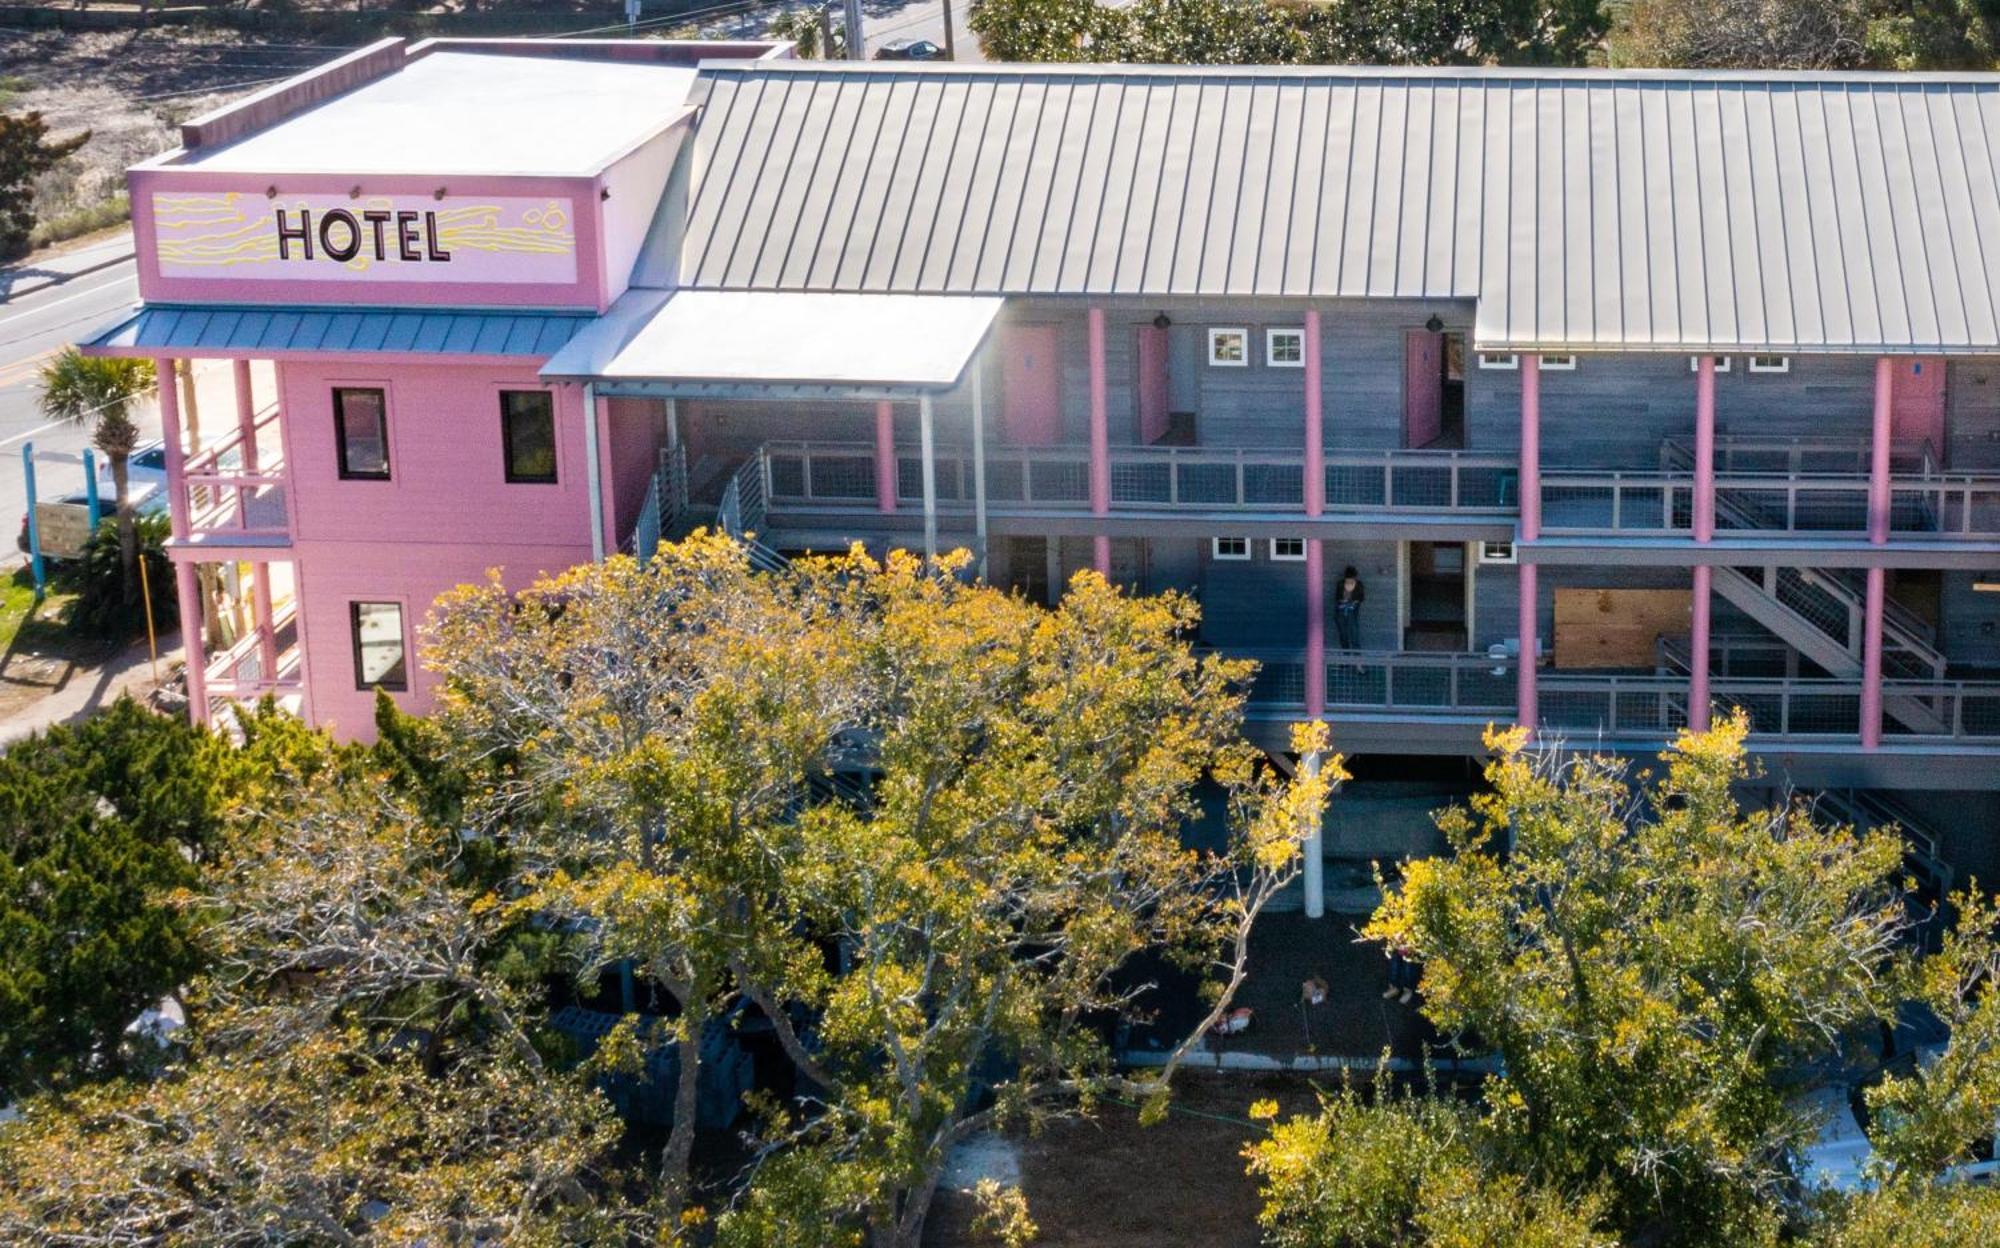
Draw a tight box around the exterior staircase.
[1654,437,1950,734]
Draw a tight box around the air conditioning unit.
[1478,540,1517,565]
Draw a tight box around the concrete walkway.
[0,631,176,746]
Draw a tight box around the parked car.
[18,484,168,561]
[873,38,944,60]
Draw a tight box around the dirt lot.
[1,29,363,236]
[924,1072,1328,1248]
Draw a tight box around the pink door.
[1403,329,1444,449]
[1135,324,1170,445]
[1001,324,1062,446]
[1891,357,1947,465]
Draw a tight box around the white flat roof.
[543,290,1005,391]
[181,52,697,178]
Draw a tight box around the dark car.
[873,38,945,60]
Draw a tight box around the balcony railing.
[1230,648,1519,716]
[1222,646,2000,746]
[1659,434,1937,477]
[1537,674,2000,743]
[182,405,288,541]
[1540,469,2000,539]
[761,441,1518,517]
[202,604,304,703]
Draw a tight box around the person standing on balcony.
[1335,566,1365,653]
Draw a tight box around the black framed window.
[500,390,558,484]
[334,387,391,480]
[350,601,407,691]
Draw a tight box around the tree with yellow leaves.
[424,533,1336,1246]
[1249,715,2000,1247]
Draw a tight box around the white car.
[1797,1085,1873,1195]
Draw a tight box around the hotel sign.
[150,190,578,285]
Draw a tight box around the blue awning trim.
[86,304,595,359]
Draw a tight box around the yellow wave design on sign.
[152,192,576,272]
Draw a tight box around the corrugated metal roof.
[678,62,2000,353]
[86,305,592,358]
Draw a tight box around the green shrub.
[65,510,176,641]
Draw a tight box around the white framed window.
[1747,354,1790,374]
[1269,537,1307,561]
[1688,355,1732,373]
[1207,327,1249,367]
[1477,540,1517,565]
[1266,327,1306,367]
[1477,352,1519,370]
[1539,354,1578,371]
[1211,536,1251,561]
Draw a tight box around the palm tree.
[37,350,157,604]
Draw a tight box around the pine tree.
[0,111,88,261]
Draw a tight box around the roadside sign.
[33,501,94,560]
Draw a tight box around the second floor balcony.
[760,440,1518,521]
[746,433,2000,546]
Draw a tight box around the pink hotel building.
[86,39,2000,874]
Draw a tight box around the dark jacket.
[1336,578,1365,607]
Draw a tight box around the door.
[1403,541,1467,651]
[1403,329,1445,449]
[1891,357,1947,465]
[1001,324,1062,446]
[1136,324,1171,445]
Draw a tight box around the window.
[500,390,558,483]
[1539,354,1578,371]
[1477,352,1519,370]
[1207,328,1249,367]
[1688,355,1732,373]
[1266,328,1306,367]
[1747,355,1791,374]
[334,387,391,480]
[1269,537,1307,561]
[1477,540,1517,565]
[1211,537,1251,561]
[350,601,407,691]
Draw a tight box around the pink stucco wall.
[277,359,599,737]
[132,169,608,310]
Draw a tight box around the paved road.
[0,258,149,551]
[698,0,982,61]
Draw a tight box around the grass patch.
[26,192,131,252]
[0,566,85,657]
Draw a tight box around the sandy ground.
[1,29,355,227]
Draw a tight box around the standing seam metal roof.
[677,62,2000,353]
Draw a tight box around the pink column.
[874,400,898,514]
[1689,356,1717,728]
[1088,307,1111,575]
[1517,356,1541,730]
[175,561,208,727]
[157,357,189,540]
[1869,358,1894,543]
[232,358,259,472]
[1693,356,1717,541]
[1860,358,1894,748]
[1518,355,1542,540]
[596,396,617,547]
[1304,309,1325,716]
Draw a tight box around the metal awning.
[540,289,1005,397]
[84,304,594,360]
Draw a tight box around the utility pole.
[818,0,837,58]
[844,0,865,59]
[939,0,956,58]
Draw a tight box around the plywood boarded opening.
[1554,588,1692,670]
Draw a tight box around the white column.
[919,392,938,566]
[971,369,989,580]
[583,383,605,561]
